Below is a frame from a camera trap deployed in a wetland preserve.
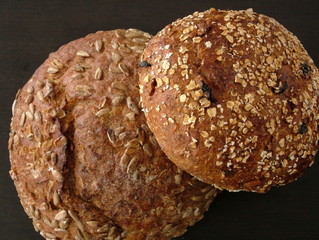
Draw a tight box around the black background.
[1,1,319,239]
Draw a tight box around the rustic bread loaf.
[139,8,319,193]
[8,29,218,240]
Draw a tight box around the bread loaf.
[9,29,218,240]
[139,8,319,193]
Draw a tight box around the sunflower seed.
[11,99,16,116]
[111,42,119,50]
[48,67,59,74]
[80,63,91,69]
[112,95,124,105]
[97,223,110,233]
[125,28,143,38]
[25,94,34,104]
[27,86,34,94]
[114,29,123,38]
[127,157,138,172]
[43,232,56,239]
[34,111,42,123]
[52,170,64,183]
[114,126,124,136]
[86,221,99,228]
[174,174,182,184]
[34,209,41,220]
[44,84,55,98]
[29,103,35,114]
[111,52,122,63]
[95,39,103,52]
[54,136,67,146]
[75,85,92,96]
[19,112,26,126]
[33,126,42,142]
[163,224,173,233]
[95,108,109,117]
[59,220,69,229]
[142,143,153,156]
[132,37,148,44]
[37,90,44,102]
[118,132,128,140]
[25,111,34,120]
[52,220,59,229]
[76,50,90,57]
[191,196,203,201]
[75,233,84,240]
[118,63,129,75]
[53,190,60,206]
[54,228,67,232]
[39,202,48,211]
[129,45,144,53]
[205,189,217,199]
[108,226,117,237]
[107,129,115,145]
[125,138,140,149]
[8,135,13,149]
[94,67,103,80]
[137,128,145,144]
[73,64,85,72]
[182,208,193,218]
[149,135,158,147]
[68,210,84,232]
[54,210,67,221]
[43,215,51,226]
[98,97,107,109]
[132,170,140,181]
[126,97,139,114]
[51,59,64,69]
[71,73,83,79]
[120,153,129,168]
[194,208,201,217]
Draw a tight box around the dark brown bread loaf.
[139,8,319,193]
[8,29,218,240]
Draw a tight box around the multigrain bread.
[8,29,218,240]
[139,8,319,193]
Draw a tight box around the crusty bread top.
[9,29,218,240]
[139,8,319,193]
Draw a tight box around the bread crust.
[9,29,218,240]
[139,8,319,193]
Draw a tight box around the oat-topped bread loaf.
[139,8,319,193]
[8,29,218,240]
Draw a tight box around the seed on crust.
[76,50,90,57]
[95,39,103,52]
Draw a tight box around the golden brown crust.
[139,8,319,193]
[9,29,218,240]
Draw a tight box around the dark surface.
[1,0,319,240]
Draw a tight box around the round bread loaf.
[8,29,218,240]
[139,8,319,193]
